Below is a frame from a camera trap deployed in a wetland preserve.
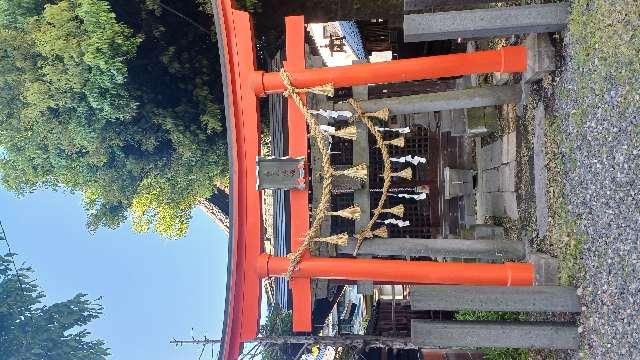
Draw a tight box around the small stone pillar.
[444,167,473,199]
[524,33,557,83]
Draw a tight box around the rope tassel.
[381,204,405,217]
[333,125,358,140]
[391,167,413,180]
[309,109,353,119]
[327,205,361,220]
[335,163,368,181]
[312,233,349,246]
[361,226,389,239]
[373,226,389,238]
[306,83,335,97]
[384,137,405,147]
[364,108,390,121]
[280,69,334,97]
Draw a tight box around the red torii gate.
[213,2,532,359]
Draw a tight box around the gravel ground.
[554,59,640,360]
[452,3,638,358]
[510,1,640,358]
[541,1,640,357]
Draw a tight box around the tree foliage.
[454,311,529,360]
[258,308,296,360]
[0,0,46,29]
[0,0,228,238]
[0,252,109,359]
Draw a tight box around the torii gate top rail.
[211,1,529,359]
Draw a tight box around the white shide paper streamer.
[375,127,410,134]
[319,125,336,134]
[389,193,427,200]
[309,109,354,119]
[378,219,411,227]
[390,155,427,165]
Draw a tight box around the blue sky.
[0,188,230,360]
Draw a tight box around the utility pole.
[170,338,222,346]
[170,335,420,350]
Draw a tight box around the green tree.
[0,0,46,29]
[0,0,229,238]
[110,0,230,237]
[258,308,295,360]
[0,0,144,229]
[0,252,109,359]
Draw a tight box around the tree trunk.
[199,187,230,233]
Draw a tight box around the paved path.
[476,133,518,221]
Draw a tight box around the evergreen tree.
[0,253,109,360]
[0,0,229,238]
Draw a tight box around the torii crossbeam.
[213,2,532,359]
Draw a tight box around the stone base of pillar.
[524,33,557,83]
[529,252,560,285]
